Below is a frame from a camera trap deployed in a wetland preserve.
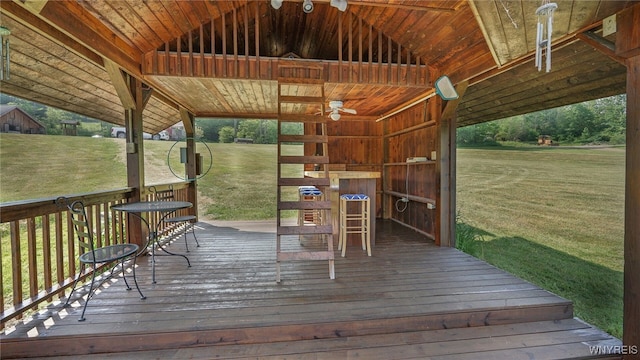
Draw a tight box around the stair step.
[279,155,329,164]
[149,318,620,360]
[278,225,333,235]
[278,201,331,210]
[277,251,334,261]
[278,114,326,123]
[279,178,330,187]
[279,95,325,104]
[278,134,328,143]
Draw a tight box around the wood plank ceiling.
[0,1,633,133]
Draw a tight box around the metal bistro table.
[111,200,193,283]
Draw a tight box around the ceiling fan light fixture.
[330,111,341,121]
[271,0,283,10]
[330,0,348,12]
[303,0,314,13]
[434,75,459,101]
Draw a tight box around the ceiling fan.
[327,100,357,121]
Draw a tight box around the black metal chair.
[57,197,145,321]
[150,185,200,252]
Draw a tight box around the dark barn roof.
[0,1,632,132]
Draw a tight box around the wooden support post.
[624,53,640,359]
[124,76,147,247]
[104,59,148,247]
[180,108,199,221]
[436,81,468,248]
[616,4,640,355]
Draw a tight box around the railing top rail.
[0,189,136,224]
[0,182,192,223]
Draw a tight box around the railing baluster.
[43,214,53,301]
[10,221,22,311]
[27,218,38,298]
[1,229,5,314]
[0,184,189,326]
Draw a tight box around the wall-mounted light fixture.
[271,0,283,10]
[330,0,348,12]
[0,26,10,80]
[303,0,314,13]
[434,75,458,100]
[535,2,557,72]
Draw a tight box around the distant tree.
[457,122,500,145]
[280,122,303,136]
[218,126,235,143]
[560,103,599,143]
[591,94,626,144]
[524,108,560,136]
[198,118,236,142]
[496,116,537,142]
[237,119,277,143]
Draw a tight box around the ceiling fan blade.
[341,108,357,114]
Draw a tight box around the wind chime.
[0,26,10,80]
[535,1,557,73]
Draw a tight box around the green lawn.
[0,134,625,338]
[456,145,625,338]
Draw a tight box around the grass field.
[0,133,294,220]
[0,134,625,338]
[456,145,625,338]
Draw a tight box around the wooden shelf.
[384,190,435,205]
[383,161,435,166]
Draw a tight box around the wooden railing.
[0,182,192,328]
[142,4,430,87]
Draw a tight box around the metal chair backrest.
[150,185,176,202]
[58,198,95,258]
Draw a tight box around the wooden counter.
[304,171,380,248]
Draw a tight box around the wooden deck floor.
[1,220,621,359]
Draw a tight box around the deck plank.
[0,220,620,359]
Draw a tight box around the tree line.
[457,94,626,146]
[2,94,626,146]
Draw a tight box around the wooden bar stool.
[298,186,323,226]
[338,194,371,257]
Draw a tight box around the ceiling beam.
[180,108,196,135]
[467,0,501,67]
[376,90,435,122]
[104,59,136,110]
[0,1,104,67]
[576,31,625,65]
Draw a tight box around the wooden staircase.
[275,61,335,283]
